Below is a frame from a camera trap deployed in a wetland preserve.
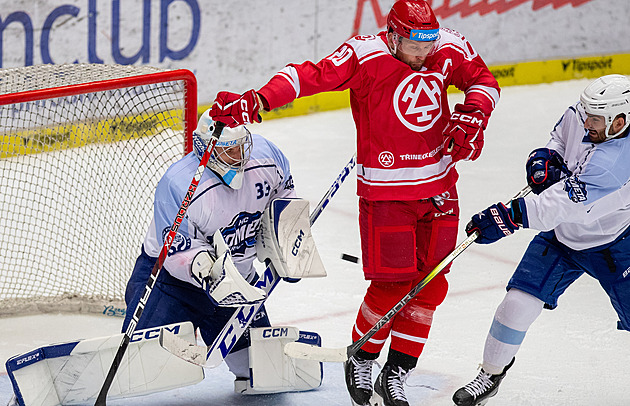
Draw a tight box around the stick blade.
[159,327,207,366]
[283,341,348,363]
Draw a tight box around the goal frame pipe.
[0,68,198,154]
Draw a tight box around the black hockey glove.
[525,148,571,195]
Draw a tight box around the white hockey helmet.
[580,74,630,140]
[192,109,252,189]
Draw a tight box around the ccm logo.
[292,230,305,256]
[262,327,290,338]
[130,324,181,343]
[452,112,483,126]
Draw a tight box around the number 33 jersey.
[142,133,296,285]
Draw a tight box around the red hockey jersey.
[258,29,500,201]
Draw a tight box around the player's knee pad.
[234,326,323,395]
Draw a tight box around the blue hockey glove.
[525,148,570,195]
[466,202,521,244]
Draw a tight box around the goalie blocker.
[256,198,326,280]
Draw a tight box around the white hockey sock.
[482,289,543,375]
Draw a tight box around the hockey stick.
[159,154,358,367]
[94,122,225,406]
[310,154,356,224]
[284,185,532,363]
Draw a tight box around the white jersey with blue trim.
[142,133,296,285]
[523,102,630,250]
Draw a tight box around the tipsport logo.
[410,29,439,41]
[218,211,263,257]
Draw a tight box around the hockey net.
[0,64,197,317]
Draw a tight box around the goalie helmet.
[193,109,253,189]
[580,74,630,140]
[387,0,439,42]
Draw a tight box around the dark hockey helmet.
[387,0,440,42]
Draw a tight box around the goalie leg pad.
[235,326,323,395]
[256,198,327,279]
[6,322,203,406]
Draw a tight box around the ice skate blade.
[369,392,384,406]
[350,398,374,406]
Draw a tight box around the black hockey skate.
[452,358,515,406]
[372,363,412,406]
[344,353,376,405]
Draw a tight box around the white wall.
[1,0,628,105]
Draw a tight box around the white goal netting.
[0,64,197,316]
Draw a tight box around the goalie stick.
[159,154,357,367]
[284,185,533,363]
[94,121,226,406]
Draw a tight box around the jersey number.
[255,181,271,199]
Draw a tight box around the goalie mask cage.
[0,63,197,317]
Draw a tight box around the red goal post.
[0,64,197,317]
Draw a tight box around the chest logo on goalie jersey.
[219,211,263,257]
[393,73,444,132]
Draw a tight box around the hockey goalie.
[5,111,327,405]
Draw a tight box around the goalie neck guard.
[193,109,253,189]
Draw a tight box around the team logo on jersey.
[564,176,587,203]
[162,229,191,256]
[378,151,394,167]
[218,211,263,257]
[284,175,295,190]
[393,73,444,132]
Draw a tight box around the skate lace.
[386,367,410,401]
[351,357,374,390]
[463,370,494,397]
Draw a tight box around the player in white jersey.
[122,109,296,387]
[452,74,630,406]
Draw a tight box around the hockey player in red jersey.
[209,1,500,405]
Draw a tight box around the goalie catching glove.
[190,230,266,307]
[256,198,327,280]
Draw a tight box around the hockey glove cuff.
[466,202,521,244]
[209,89,262,128]
[525,148,571,195]
[444,103,486,162]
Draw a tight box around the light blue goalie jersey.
[142,133,296,285]
[523,102,630,250]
